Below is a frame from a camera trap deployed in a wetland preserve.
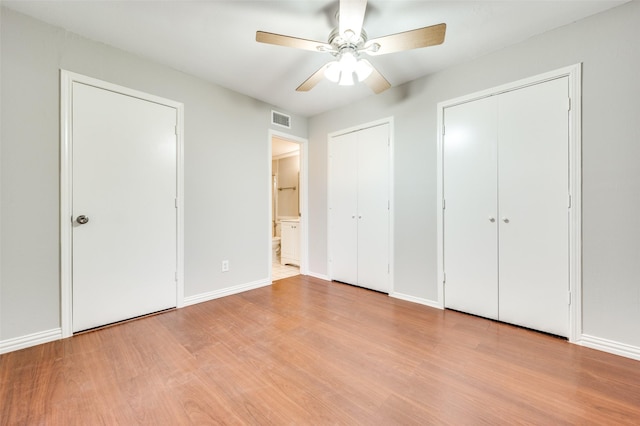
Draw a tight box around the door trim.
[268,130,309,279]
[60,70,185,338]
[436,64,582,342]
[327,117,395,294]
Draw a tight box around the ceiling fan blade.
[339,0,367,38]
[366,23,446,56]
[363,62,391,94]
[256,31,332,52]
[296,64,330,92]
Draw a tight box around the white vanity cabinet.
[280,220,300,266]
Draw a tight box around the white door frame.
[327,117,395,294]
[60,70,185,338]
[436,64,582,342]
[268,130,309,279]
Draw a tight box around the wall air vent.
[272,110,291,129]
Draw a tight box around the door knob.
[489,217,496,222]
[76,215,89,225]
[502,217,509,223]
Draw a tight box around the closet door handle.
[502,217,510,223]
[488,217,496,223]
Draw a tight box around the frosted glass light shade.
[340,51,357,71]
[338,70,354,86]
[324,50,372,87]
[324,61,341,83]
[355,59,373,81]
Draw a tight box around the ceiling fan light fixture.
[338,70,355,86]
[324,51,372,86]
[340,50,358,70]
[355,59,373,81]
[324,61,341,83]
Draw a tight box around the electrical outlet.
[221,260,229,272]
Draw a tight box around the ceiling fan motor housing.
[328,27,368,51]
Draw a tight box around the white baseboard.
[578,334,640,361]
[0,328,62,355]
[1,279,272,354]
[182,278,271,307]
[389,292,443,310]
[306,271,330,281]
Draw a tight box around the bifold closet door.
[443,97,499,319]
[329,123,390,293]
[443,77,570,337]
[497,77,569,337]
[329,131,359,285]
[356,124,390,293]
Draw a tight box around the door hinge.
[174,125,178,135]
[388,264,390,273]
[175,198,178,208]
[442,125,445,136]
[442,199,446,210]
[443,272,446,284]
[388,200,390,210]
[567,98,571,111]
[175,271,178,282]
[568,194,572,208]
[568,291,571,305]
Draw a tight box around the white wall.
[307,1,640,349]
[0,8,307,342]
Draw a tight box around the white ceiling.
[2,1,627,117]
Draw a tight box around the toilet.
[272,237,281,261]
[272,221,281,262]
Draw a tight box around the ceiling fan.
[256,0,446,94]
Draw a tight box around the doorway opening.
[269,131,308,282]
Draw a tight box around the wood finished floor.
[2,275,639,425]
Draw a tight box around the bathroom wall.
[276,154,300,218]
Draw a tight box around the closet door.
[497,77,569,337]
[329,132,359,285]
[329,124,390,293]
[356,124,390,293]
[443,97,499,319]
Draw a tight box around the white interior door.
[443,97,499,319]
[72,82,177,332]
[329,132,359,285]
[356,124,390,293]
[497,77,569,337]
